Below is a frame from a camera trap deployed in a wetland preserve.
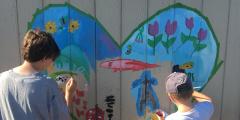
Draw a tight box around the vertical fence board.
[201,0,230,119]
[96,0,121,45]
[148,0,175,17]
[69,0,95,17]
[67,1,96,119]
[175,0,202,11]
[221,0,240,119]
[0,0,20,72]
[121,1,148,119]
[148,0,175,115]
[172,0,203,115]
[43,0,67,7]
[171,1,203,115]
[96,0,121,120]
[17,0,42,64]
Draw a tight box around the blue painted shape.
[32,13,44,31]
[122,24,148,63]
[96,23,121,61]
[69,8,96,71]
[131,70,159,117]
[43,7,70,50]
[54,45,90,74]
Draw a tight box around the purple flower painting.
[165,20,177,36]
[148,21,159,36]
[198,28,207,41]
[186,17,194,29]
[148,21,160,55]
[160,20,177,54]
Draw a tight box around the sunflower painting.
[45,20,57,34]
[68,19,81,33]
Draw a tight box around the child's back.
[0,70,69,120]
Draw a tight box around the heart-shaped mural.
[28,2,223,119]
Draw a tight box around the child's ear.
[41,56,47,62]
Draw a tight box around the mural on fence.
[98,86,120,120]
[105,95,115,120]
[28,2,223,119]
[131,70,160,117]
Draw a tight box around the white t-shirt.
[165,101,214,120]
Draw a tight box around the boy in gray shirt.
[0,30,77,120]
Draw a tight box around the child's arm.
[65,77,77,113]
[192,90,213,103]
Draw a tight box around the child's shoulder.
[40,74,59,89]
[165,112,178,120]
[0,69,14,78]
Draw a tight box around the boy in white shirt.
[165,72,214,120]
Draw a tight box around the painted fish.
[179,62,194,69]
[172,62,194,73]
[100,59,160,72]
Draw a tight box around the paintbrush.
[69,76,72,90]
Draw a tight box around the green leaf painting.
[167,37,176,49]
[195,44,207,51]
[193,41,197,48]
[181,32,198,43]
[148,34,163,48]
[161,37,176,54]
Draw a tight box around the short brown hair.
[170,84,193,101]
[22,30,60,62]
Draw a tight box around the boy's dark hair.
[170,84,193,101]
[22,30,60,62]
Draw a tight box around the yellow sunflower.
[45,20,57,34]
[68,19,81,33]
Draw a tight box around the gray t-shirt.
[0,70,70,120]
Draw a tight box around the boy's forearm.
[192,90,213,103]
[65,93,73,113]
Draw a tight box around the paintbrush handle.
[69,76,72,90]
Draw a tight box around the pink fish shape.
[100,59,160,72]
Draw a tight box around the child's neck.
[175,98,194,113]
[13,61,40,75]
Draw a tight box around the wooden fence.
[0,0,239,120]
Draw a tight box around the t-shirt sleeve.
[47,79,70,120]
[197,101,214,116]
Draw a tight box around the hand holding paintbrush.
[65,76,77,94]
[65,76,77,113]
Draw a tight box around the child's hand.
[65,77,77,95]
